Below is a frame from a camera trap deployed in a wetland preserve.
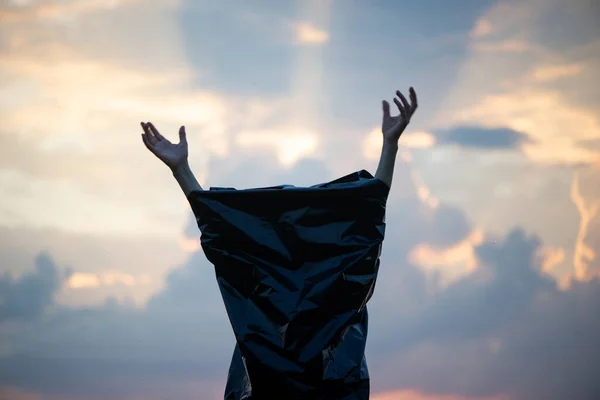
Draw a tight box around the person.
[140,87,417,194]
[140,87,418,399]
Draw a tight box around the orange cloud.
[372,389,510,400]
[536,245,566,274]
[235,127,320,167]
[67,272,101,289]
[0,12,309,238]
[473,39,532,53]
[362,128,384,161]
[294,22,329,44]
[408,167,439,210]
[362,129,436,161]
[0,385,199,400]
[434,2,600,166]
[408,229,485,288]
[0,0,145,23]
[450,90,600,165]
[531,63,584,82]
[402,132,437,149]
[179,234,201,253]
[67,271,150,289]
[470,17,492,38]
[570,172,599,281]
[0,386,44,400]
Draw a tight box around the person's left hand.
[381,87,418,142]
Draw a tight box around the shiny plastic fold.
[187,170,389,399]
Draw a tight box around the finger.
[393,97,407,120]
[141,133,155,153]
[178,125,187,144]
[396,90,411,116]
[141,122,157,145]
[409,87,418,112]
[147,122,165,141]
[382,100,391,120]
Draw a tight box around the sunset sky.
[1,0,599,399]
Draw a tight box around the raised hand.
[381,87,418,142]
[141,122,188,170]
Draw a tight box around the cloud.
[531,63,584,82]
[409,229,484,289]
[0,1,234,240]
[383,229,556,350]
[432,126,530,150]
[446,89,600,165]
[66,271,150,289]
[402,0,599,289]
[373,389,508,400]
[470,17,493,38]
[0,0,144,23]
[0,225,186,307]
[579,138,600,151]
[235,126,320,167]
[473,39,532,53]
[0,154,337,397]
[369,228,600,400]
[0,252,66,323]
[0,0,598,399]
[1,157,599,400]
[363,129,435,161]
[0,0,330,240]
[433,0,600,166]
[0,148,476,398]
[570,172,600,281]
[238,4,331,46]
[293,22,329,45]
[0,252,233,398]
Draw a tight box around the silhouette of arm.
[374,139,399,189]
[374,87,418,189]
[172,162,203,197]
[140,122,203,197]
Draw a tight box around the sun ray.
[289,0,333,128]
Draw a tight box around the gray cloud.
[0,250,233,398]
[528,0,600,54]
[369,228,600,400]
[1,164,599,400]
[0,0,598,398]
[579,138,600,151]
[0,252,67,323]
[0,225,185,307]
[433,126,530,150]
[401,229,555,347]
[0,152,475,398]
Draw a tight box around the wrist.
[382,138,399,151]
[171,160,190,176]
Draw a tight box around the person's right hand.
[141,122,188,170]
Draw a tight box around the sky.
[0,0,599,399]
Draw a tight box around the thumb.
[382,100,391,120]
[178,125,187,144]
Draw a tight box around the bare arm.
[374,139,399,189]
[172,162,203,197]
[374,87,418,189]
[141,122,203,197]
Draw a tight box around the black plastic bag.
[188,170,389,399]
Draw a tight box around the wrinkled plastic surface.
[188,170,389,400]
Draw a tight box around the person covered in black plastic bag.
[140,87,418,399]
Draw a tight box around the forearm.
[374,139,399,189]
[171,161,203,197]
